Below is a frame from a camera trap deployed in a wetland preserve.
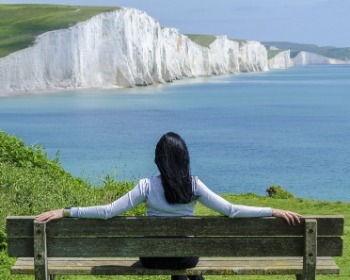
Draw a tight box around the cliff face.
[293,51,349,65]
[238,41,269,72]
[0,8,275,95]
[269,50,293,69]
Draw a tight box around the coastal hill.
[262,41,350,60]
[0,4,347,95]
[263,41,350,65]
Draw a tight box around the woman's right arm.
[195,178,301,224]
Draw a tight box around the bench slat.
[8,236,343,258]
[11,257,340,276]
[6,216,344,237]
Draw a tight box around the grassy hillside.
[262,41,350,60]
[0,130,349,279]
[0,4,119,58]
[267,49,285,59]
[186,34,217,48]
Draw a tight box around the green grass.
[186,34,217,48]
[267,49,285,59]
[0,4,119,58]
[0,130,349,279]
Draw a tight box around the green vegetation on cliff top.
[0,4,119,58]
[0,129,349,279]
[186,34,217,48]
[267,49,285,59]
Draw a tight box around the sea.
[0,65,349,202]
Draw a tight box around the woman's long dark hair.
[155,132,196,204]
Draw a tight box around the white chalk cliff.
[269,50,293,69]
[238,40,269,72]
[293,51,349,65]
[0,8,288,95]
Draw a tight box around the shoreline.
[2,64,350,98]
[0,72,258,98]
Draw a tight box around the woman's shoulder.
[138,176,162,187]
[135,176,161,198]
[191,175,200,192]
[190,176,212,195]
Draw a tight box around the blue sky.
[1,0,349,47]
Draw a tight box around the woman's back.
[142,176,196,216]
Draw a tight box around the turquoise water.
[1,65,349,201]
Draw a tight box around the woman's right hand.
[272,208,302,225]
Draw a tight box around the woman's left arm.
[35,180,148,222]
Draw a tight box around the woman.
[36,132,301,280]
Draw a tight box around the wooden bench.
[6,215,344,280]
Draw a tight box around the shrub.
[0,130,62,171]
[0,130,144,247]
[266,185,295,199]
[0,229,6,251]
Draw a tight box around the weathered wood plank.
[11,257,339,276]
[13,256,339,268]
[33,221,49,280]
[46,237,307,257]
[303,219,317,280]
[6,216,344,237]
[45,217,306,237]
[7,237,34,257]
[6,217,34,238]
[8,236,342,258]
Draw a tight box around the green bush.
[0,228,6,251]
[0,130,61,169]
[0,131,144,279]
[266,185,295,199]
[0,129,143,236]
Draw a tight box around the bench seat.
[12,256,339,276]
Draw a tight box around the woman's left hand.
[35,208,64,222]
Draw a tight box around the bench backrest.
[7,215,343,258]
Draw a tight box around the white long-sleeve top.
[70,176,272,219]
